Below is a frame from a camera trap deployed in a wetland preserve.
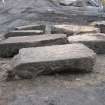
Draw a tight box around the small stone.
[8,43,96,79]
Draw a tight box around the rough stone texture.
[15,24,46,32]
[0,34,68,58]
[4,30,44,38]
[51,24,99,35]
[0,33,5,40]
[91,21,105,33]
[8,43,96,79]
[59,0,75,6]
[68,33,105,54]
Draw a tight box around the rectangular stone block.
[15,24,46,32]
[4,30,44,38]
[51,24,99,35]
[8,43,96,79]
[68,33,105,54]
[0,34,68,58]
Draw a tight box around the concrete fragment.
[51,24,99,35]
[0,34,68,58]
[91,21,105,33]
[68,33,105,54]
[9,43,96,79]
[4,30,44,38]
[15,24,46,32]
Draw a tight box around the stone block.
[51,24,99,35]
[91,21,105,33]
[4,30,44,38]
[68,33,105,54]
[0,34,68,57]
[15,24,46,32]
[8,43,96,79]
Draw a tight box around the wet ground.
[0,0,105,105]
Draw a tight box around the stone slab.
[68,33,105,54]
[4,30,44,38]
[8,43,96,79]
[91,21,105,33]
[0,34,68,58]
[51,24,99,35]
[15,24,46,32]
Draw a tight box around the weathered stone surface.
[51,24,99,35]
[0,33,5,40]
[0,34,68,58]
[68,33,105,54]
[8,43,96,79]
[59,0,76,6]
[4,30,44,38]
[15,24,46,32]
[91,21,105,33]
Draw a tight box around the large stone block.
[91,21,105,33]
[15,24,46,32]
[51,24,99,35]
[68,33,105,54]
[4,30,44,38]
[8,43,96,79]
[0,34,68,58]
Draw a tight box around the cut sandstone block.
[4,30,44,38]
[51,24,99,35]
[91,21,105,33]
[15,24,46,31]
[68,33,105,54]
[0,34,68,58]
[8,44,96,79]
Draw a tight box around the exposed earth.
[0,0,105,105]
